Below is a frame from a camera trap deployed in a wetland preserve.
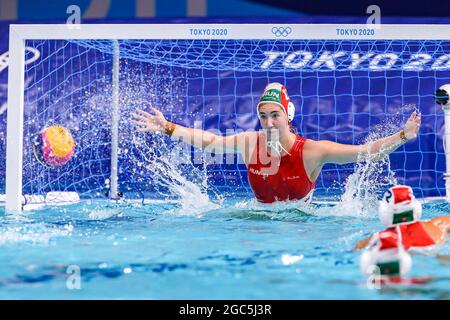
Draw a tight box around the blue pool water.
[0,196,448,300]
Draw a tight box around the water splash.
[235,197,315,213]
[223,198,316,221]
[0,223,73,246]
[88,208,123,220]
[321,104,417,217]
[130,131,223,216]
[335,156,396,217]
[77,66,225,216]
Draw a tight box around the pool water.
[0,196,448,300]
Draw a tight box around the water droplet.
[123,267,132,274]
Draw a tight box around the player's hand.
[403,111,421,140]
[354,239,369,251]
[131,107,167,133]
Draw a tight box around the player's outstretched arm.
[311,111,421,165]
[131,107,256,156]
[354,235,374,251]
[429,216,450,233]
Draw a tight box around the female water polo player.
[360,235,434,286]
[355,185,450,251]
[132,83,421,204]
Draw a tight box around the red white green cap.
[257,82,295,123]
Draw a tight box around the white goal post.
[6,24,450,212]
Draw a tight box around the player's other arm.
[429,216,450,233]
[172,125,256,156]
[354,235,375,251]
[314,111,421,165]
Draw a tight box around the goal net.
[5,24,450,211]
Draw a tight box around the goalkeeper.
[132,82,421,204]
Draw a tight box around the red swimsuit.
[247,135,316,203]
[377,222,436,250]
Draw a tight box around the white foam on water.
[281,253,304,265]
[233,198,316,217]
[0,223,73,245]
[88,208,123,220]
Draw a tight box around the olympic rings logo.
[271,27,292,37]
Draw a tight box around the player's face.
[258,103,289,133]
